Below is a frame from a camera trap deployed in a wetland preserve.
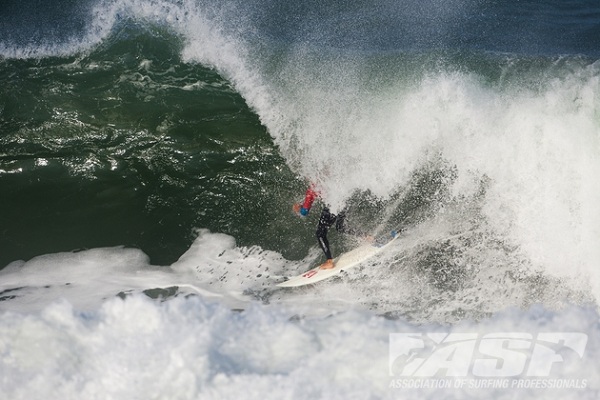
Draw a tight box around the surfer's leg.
[316,224,333,260]
[316,227,335,269]
[316,208,336,269]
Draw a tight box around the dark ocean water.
[0,13,302,267]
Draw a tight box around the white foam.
[0,229,306,313]
[1,224,591,327]
[0,295,598,399]
[405,70,600,295]
[0,225,597,397]
[251,61,600,300]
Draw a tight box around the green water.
[0,27,310,267]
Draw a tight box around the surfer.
[293,185,351,270]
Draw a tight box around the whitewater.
[1,0,600,398]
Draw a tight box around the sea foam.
[1,294,599,399]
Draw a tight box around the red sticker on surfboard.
[302,269,318,279]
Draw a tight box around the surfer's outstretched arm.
[334,209,370,240]
[293,185,319,216]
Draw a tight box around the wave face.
[1,0,600,397]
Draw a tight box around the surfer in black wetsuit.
[293,185,353,270]
[315,207,350,269]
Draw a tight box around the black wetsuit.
[316,208,348,260]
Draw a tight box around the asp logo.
[389,332,587,377]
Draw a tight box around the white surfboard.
[276,233,400,288]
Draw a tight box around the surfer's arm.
[293,185,319,216]
[335,210,374,242]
